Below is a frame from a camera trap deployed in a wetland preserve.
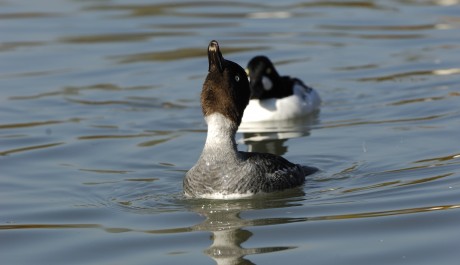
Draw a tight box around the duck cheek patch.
[262,76,273,91]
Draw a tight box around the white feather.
[241,82,321,123]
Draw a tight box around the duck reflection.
[244,137,289,156]
[239,113,319,156]
[189,190,305,265]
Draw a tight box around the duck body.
[183,41,317,199]
[242,79,321,122]
[184,113,314,199]
[241,56,321,123]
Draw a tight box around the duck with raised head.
[183,41,318,199]
[241,55,321,123]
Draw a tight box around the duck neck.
[202,113,238,159]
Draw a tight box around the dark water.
[1,0,460,264]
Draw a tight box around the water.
[1,0,460,264]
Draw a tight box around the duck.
[183,41,318,199]
[241,55,321,123]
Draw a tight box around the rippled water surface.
[2,0,460,264]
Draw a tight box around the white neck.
[203,113,238,154]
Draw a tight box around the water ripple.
[2,203,459,233]
[0,41,44,52]
[357,68,460,82]
[0,142,64,156]
[59,32,195,44]
[113,45,269,63]
[9,84,155,100]
[0,12,61,19]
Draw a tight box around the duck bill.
[208,40,224,73]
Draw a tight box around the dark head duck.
[201,40,250,127]
[183,41,317,199]
[241,55,321,123]
[246,55,295,100]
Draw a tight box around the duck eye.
[266,68,272,74]
[235,75,240,82]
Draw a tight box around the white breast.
[241,83,321,123]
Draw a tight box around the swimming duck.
[183,41,318,199]
[241,56,321,123]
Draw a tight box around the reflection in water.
[239,114,317,155]
[2,194,460,264]
[189,193,303,265]
[205,229,257,265]
[244,137,289,156]
[204,227,292,265]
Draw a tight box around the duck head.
[246,55,283,100]
[201,40,250,127]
